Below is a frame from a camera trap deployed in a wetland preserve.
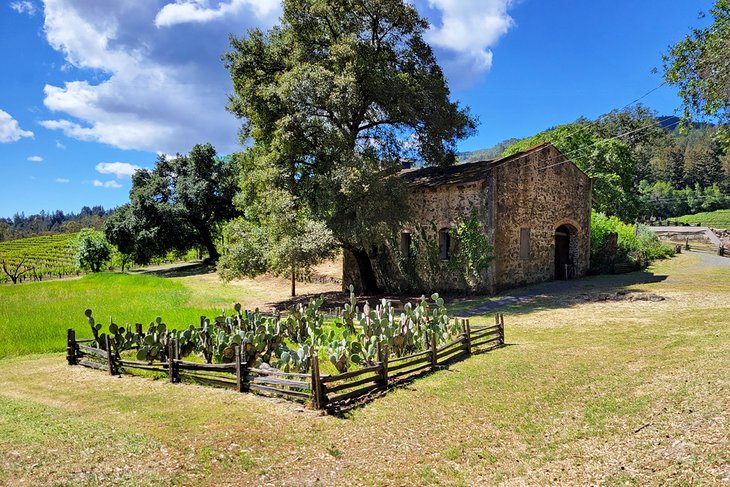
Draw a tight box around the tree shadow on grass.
[326,343,509,418]
[449,269,670,319]
[134,262,217,278]
[269,270,670,319]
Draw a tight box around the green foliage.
[223,0,476,292]
[387,212,493,293]
[500,105,729,220]
[73,228,111,273]
[218,161,338,293]
[639,181,730,218]
[663,0,730,134]
[454,209,494,280]
[81,286,461,375]
[590,211,674,272]
[105,143,238,265]
[0,272,244,359]
[458,138,520,163]
[0,206,109,242]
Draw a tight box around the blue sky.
[0,0,715,217]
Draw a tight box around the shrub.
[590,210,674,272]
[73,228,112,273]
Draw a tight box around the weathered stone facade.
[343,142,592,294]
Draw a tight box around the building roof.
[401,142,554,189]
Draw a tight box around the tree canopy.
[223,0,476,292]
[664,0,730,145]
[105,143,238,265]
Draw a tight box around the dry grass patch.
[0,253,728,485]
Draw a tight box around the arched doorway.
[554,225,572,280]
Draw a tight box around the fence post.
[235,344,244,393]
[430,332,437,370]
[498,314,505,346]
[310,353,318,410]
[104,335,116,376]
[310,352,325,410]
[167,340,178,383]
[380,344,389,387]
[462,319,471,355]
[66,329,77,365]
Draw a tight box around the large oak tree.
[664,0,730,146]
[105,143,238,265]
[223,0,476,293]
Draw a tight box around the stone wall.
[491,145,592,291]
[342,181,493,294]
[342,143,593,295]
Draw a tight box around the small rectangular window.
[439,230,451,260]
[519,228,530,260]
[400,232,412,258]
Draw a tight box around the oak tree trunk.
[351,248,379,295]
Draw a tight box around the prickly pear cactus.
[78,290,462,375]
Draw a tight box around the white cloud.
[92,179,123,188]
[95,161,142,179]
[424,0,515,76]
[37,0,513,154]
[10,1,36,15]
[55,139,66,149]
[55,178,70,183]
[27,155,44,162]
[38,0,280,155]
[0,109,34,143]
[155,0,279,27]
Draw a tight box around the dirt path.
[461,251,730,316]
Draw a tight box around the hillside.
[457,138,520,163]
[677,209,730,230]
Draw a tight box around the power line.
[491,117,682,175]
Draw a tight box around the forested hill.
[458,138,520,163]
[0,206,111,242]
[459,107,729,221]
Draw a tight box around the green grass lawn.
[676,208,730,229]
[0,254,728,485]
[0,272,250,359]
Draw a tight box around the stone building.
[343,142,593,294]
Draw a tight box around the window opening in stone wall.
[439,229,451,260]
[519,228,530,260]
[400,232,412,258]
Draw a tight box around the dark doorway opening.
[554,225,571,280]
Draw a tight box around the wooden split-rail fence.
[66,315,505,410]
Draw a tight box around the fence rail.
[67,314,506,410]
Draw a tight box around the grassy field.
[0,253,728,485]
[677,208,730,229]
[0,270,340,359]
